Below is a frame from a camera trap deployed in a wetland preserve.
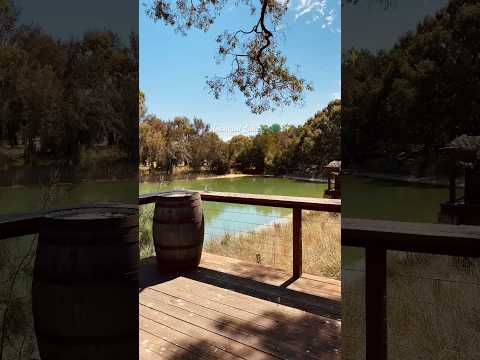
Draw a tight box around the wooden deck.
[140,253,341,360]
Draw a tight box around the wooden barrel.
[32,205,138,360]
[153,191,204,272]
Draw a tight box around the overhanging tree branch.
[146,0,313,113]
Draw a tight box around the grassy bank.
[140,208,341,279]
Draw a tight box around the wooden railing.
[140,191,341,280]
[0,203,134,240]
[1,192,341,282]
[4,193,477,359]
[342,218,480,360]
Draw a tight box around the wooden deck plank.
[199,253,290,286]
[302,272,340,286]
[288,276,341,300]
[200,253,341,300]
[147,276,339,334]
[141,287,338,356]
[140,315,241,360]
[140,330,201,360]
[141,293,327,360]
[189,265,340,317]
[140,253,341,360]
[142,287,281,331]
[142,255,340,319]
[140,304,279,360]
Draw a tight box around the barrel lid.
[156,190,200,198]
[45,204,137,221]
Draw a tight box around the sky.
[139,0,341,139]
[342,0,449,53]
[15,0,137,42]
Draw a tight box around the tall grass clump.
[342,253,480,360]
[205,211,341,279]
[139,205,155,259]
[0,168,66,360]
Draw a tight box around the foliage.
[0,2,138,165]
[139,113,230,174]
[139,94,340,177]
[343,0,480,175]
[145,0,313,113]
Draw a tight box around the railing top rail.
[0,203,136,240]
[343,217,480,257]
[0,210,44,240]
[3,194,479,257]
[140,190,341,212]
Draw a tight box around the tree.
[342,0,480,174]
[139,90,146,120]
[139,119,166,165]
[189,118,210,171]
[1,15,138,164]
[204,132,229,174]
[146,0,313,113]
[227,135,251,165]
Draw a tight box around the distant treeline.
[343,0,480,175]
[139,99,340,177]
[0,2,138,165]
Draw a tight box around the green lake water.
[140,177,327,240]
[0,180,138,215]
[1,176,327,242]
[1,175,450,230]
[343,175,450,223]
[342,175,450,267]
[2,175,451,267]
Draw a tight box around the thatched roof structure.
[448,135,480,151]
[442,135,480,166]
[324,160,341,172]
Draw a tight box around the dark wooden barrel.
[32,205,138,360]
[153,191,204,272]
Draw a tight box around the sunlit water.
[1,176,327,241]
[1,174,451,248]
[140,177,327,241]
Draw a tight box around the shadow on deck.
[139,253,341,360]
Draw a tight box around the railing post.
[292,207,302,279]
[449,161,456,203]
[365,245,387,360]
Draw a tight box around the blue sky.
[140,0,341,139]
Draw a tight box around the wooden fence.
[343,218,480,359]
[140,191,341,280]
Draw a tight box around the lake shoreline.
[140,172,327,184]
[348,171,462,187]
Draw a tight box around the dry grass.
[139,209,340,278]
[342,252,480,360]
[139,205,155,259]
[204,211,341,279]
